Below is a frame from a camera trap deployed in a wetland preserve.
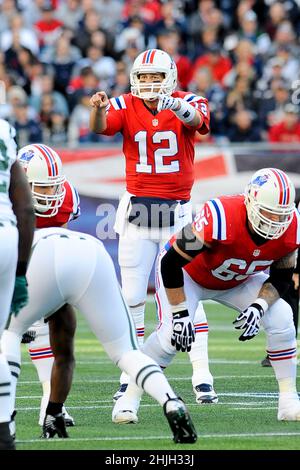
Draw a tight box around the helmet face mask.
[18,144,66,217]
[130,49,177,101]
[245,168,295,240]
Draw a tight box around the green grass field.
[15,301,300,451]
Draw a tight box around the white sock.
[129,304,145,347]
[39,380,51,425]
[188,331,213,387]
[0,354,12,423]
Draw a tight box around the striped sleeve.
[69,183,81,221]
[193,198,227,243]
[182,93,210,133]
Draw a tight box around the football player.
[3,144,80,428]
[0,120,35,449]
[90,48,217,404]
[112,168,300,424]
[3,226,197,443]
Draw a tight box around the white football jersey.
[0,119,18,224]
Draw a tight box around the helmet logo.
[252,174,269,186]
[19,150,35,163]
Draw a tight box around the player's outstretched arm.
[89,91,109,133]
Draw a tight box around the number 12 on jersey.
[135,130,179,174]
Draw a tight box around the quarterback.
[90,48,217,404]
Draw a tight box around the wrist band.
[172,99,197,123]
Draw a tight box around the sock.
[129,304,145,347]
[39,381,51,425]
[188,303,213,386]
[0,354,12,423]
[46,401,63,416]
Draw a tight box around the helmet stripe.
[39,144,59,176]
[279,169,290,205]
[149,49,156,63]
[142,51,148,64]
[270,168,286,205]
[33,144,54,177]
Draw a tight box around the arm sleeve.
[160,246,190,289]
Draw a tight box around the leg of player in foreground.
[0,225,19,450]
[21,315,75,426]
[3,228,197,443]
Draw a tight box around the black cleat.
[9,410,17,440]
[0,422,15,450]
[261,356,271,367]
[41,413,69,438]
[163,397,197,444]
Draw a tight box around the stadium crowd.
[1,0,300,147]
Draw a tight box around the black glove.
[21,330,36,344]
[233,302,265,341]
[171,309,195,352]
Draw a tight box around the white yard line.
[17,431,300,444]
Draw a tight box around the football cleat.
[261,356,271,367]
[41,413,69,438]
[278,397,300,421]
[112,410,138,424]
[62,406,75,427]
[163,397,197,444]
[113,383,128,402]
[0,422,15,450]
[194,383,218,404]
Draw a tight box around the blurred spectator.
[67,66,100,109]
[156,28,192,89]
[68,89,98,146]
[122,0,162,26]
[191,25,219,59]
[115,16,146,54]
[55,0,83,31]
[189,67,226,137]
[0,13,39,55]
[29,73,69,117]
[265,1,287,40]
[257,79,290,132]
[43,108,68,145]
[110,60,130,97]
[228,109,262,143]
[154,1,187,41]
[193,43,232,86]
[48,36,80,93]
[0,0,19,35]
[34,1,64,49]
[11,103,42,147]
[268,103,300,143]
[73,8,112,56]
[226,76,257,125]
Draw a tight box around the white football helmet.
[245,168,295,240]
[130,49,177,101]
[18,144,66,217]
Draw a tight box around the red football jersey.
[183,195,300,290]
[36,181,80,229]
[101,92,210,200]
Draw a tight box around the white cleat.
[112,394,140,424]
[193,383,218,404]
[278,399,300,421]
[112,410,138,424]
